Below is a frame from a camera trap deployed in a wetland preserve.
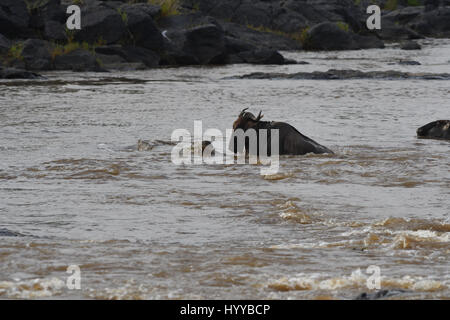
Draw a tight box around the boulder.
[383,6,424,25]
[53,48,105,72]
[222,22,302,51]
[306,22,359,50]
[0,0,30,38]
[44,20,66,41]
[21,39,53,70]
[400,40,421,50]
[237,49,286,65]
[0,33,11,54]
[161,22,227,65]
[398,60,421,65]
[95,45,160,68]
[0,67,41,79]
[376,21,423,41]
[409,7,450,37]
[28,0,65,30]
[225,36,255,55]
[182,24,227,64]
[352,34,385,49]
[118,3,163,51]
[74,3,126,44]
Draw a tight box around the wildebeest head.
[232,108,264,131]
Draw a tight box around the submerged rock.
[398,60,421,65]
[401,40,421,50]
[0,67,42,79]
[236,49,286,65]
[417,120,450,140]
[0,228,22,237]
[355,289,407,300]
[230,69,450,81]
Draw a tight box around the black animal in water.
[417,120,450,140]
[230,108,334,155]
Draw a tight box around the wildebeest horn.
[239,108,249,117]
[255,110,263,121]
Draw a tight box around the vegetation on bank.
[50,37,106,61]
[7,43,24,61]
[246,24,312,47]
[384,0,422,10]
[336,21,350,33]
[148,0,180,17]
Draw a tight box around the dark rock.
[222,22,302,51]
[74,3,126,44]
[409,7,450,37]
[95,45,160,68]
[417,120,450,140]
[0,33,11,54]
[398,60,421,65]
[119,3,163,51]
[376,21,423,41]
[237,49,286,65]
[229,2,272,30]
[158,13,218,31]
[28,0,66,30]
[183,24,227,64]
[44,20,66,41]
[401,40,421,50]
[230,69,450,80]
[306,22,359,51]
[352,34,385,49]
[0,228,22,237]
[121,2,161,19]
[121,45,160,68]
[53,48,105,72]
[0,67,41,79]
[355,289,407,300]
[21,39,53,70]
[383,6,424,25]
[0,0,30,38]
[161,22,227,65]
[225,36,255,55]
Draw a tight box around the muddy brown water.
[0,39,449,299]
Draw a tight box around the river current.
[0,39,449,299]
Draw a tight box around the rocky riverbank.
[1,0,450,78]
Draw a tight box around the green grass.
[336,21,350,32]
[8,43,24,61]
[246,24,312,47]
[118,8,128,25]
[51,42,88,60]
[50,38,106,61]
[246,24,289,37]
[384,0,398,10]
[148,0,180,17]
[298,27,310,47]
[407,0,421,6]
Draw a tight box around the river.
[0,39,449,299]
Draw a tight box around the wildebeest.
[417,120,450,140]
[230,108,334,155]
